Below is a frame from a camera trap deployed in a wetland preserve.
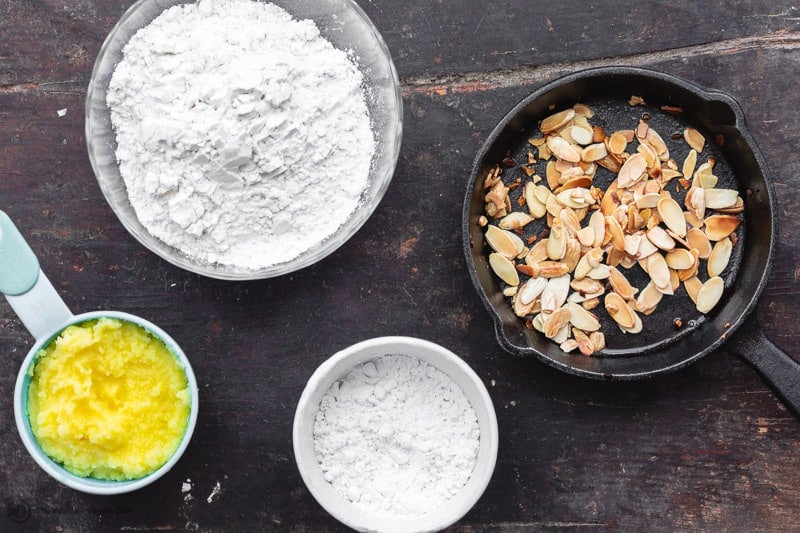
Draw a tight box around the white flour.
[107,0,375,269]
[313,355,480,518]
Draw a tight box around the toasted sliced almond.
[526,240,549,265]
[677,248,701,281]
[498,211,534,230]
[635,281,663,315]
[587,263,611,280]
[566,302,601,332]
[589,331,606,352]
[556,188,590,209]
[637,234,660,259]
[589,209,606,247]
[485,225,524,259]
[573,103,594,118]
[703,188,740,210]
[519,277,548,305]
[684,127,705,153]
[715,196,744,214]
[555,176,593,194]
[541,109,575,134]
[684,276,702,304]
[563,237,581,272]
[704,215,741,241]
[547,223,567,260]
[572,327,595,355]
[531,261,571,278]
[698,172,719,189]
[546,161,561,189]
[708,237,733,277]
[605,292,637,329]
[545,192,564,218]
[657,196,687,237]
[665,248,695,270]
[620,311,643,334]
[685,210,705,229]
[541,274,571,313]
[570,277,604,294]
[544,307,571,338]
[623,233,641,256]
[514,291,538,317]
[560,339,579,353]
[635,192,663,209]
[489,253,520,286]
[685,187,706,220]
[570,125,594,146]
[682,149,698,181]
[617,153,648,189]
[525,182,547,219]
[645,128,669,160]
[547,135,581,163]
[605,215,625,251]
[582,297,601,310]
[604,132,626,156]
[696,276,724,313]
[576,226,596,247]
[686,227,711,259]
[532,312,546,332]
[646,226,676,252]
[581,142,608,162]
[645,252,672,294]
[608,265,638,300]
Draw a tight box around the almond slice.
[635,281,663,315]
[518,277,548,305]
[547,135,581,163]
[607,131,628,155]
[589,209,606,247]
[704,215,741,241]
[665,248,695,270]
[524,182,547,219]
[682,149,698,181]
[707,237,733,277]
[489,252,520,286]
[608,265,638,301]
[541,274,571,313]
[604,292,637,329]
[485,225,523,259]
[686,227,712,259]
[684,276,702,304]
[541,109,575,134]
[498,211,534,230]
[617,153,648,189]
[581,142,608,162]
[544,307,571,339]
[684,127,705,153]
[646,226,676,252]
[657,196,687,238]
[566,302,601,332]
[696,276,724,313]
[703,188,740,210]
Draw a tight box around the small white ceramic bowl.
[293,336,498,533]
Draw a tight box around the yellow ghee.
[27,318,191,481]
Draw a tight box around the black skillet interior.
[463,67,775,380]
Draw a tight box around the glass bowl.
[86,0,402,280]
[293,337,499,532]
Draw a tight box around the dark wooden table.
[2,1,800,531]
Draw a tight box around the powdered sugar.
[312,354,480,518]
[107,0,375,269]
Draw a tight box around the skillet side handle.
[731,320,800,418]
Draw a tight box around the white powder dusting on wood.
[107,0,375,269]
[313,354,480,518]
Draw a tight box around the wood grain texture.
[2,1,800,531]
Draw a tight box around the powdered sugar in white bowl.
[293,337,498,533]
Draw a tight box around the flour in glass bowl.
[106,0,376,270]
[313,354,480,518]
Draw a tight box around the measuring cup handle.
[0,210,73,340]
[732,319,800,418]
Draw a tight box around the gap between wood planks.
[1,32,797,98]
[401,31,800,97]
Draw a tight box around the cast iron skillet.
[463,66,800,416]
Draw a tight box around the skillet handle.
[731,319,800,417]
